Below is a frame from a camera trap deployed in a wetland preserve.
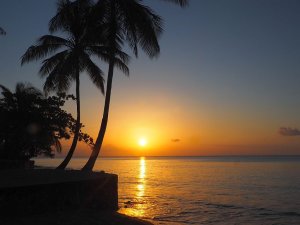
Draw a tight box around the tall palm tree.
[82,0,188,171]
[21,0,106,169]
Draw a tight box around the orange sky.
[59,77,300,157]
[2,1,300,157]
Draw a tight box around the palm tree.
[82,0,188,171]
[0,27,5,35]
[21,0,106,169]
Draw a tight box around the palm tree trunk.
[56,66,81,169]
[82,58,115,171]
[82,0,117,171]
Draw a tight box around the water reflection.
[120,157,147,217]
[137,157,146,198]
[140,157,146,179]
[135,157,146,216]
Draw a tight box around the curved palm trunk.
[82,0,117,171]
[56,66,81,169]
[82,58,114,171]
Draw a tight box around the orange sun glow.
[138,138,148,147]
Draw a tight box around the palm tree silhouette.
[82,0,188,170]
[0,83,43,113]
[21,0,106,169]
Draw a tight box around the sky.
[1,0,300,157]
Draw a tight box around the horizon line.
[39,154,300,159]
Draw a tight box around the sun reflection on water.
[137,157,146,198]
[140,157,146,179]
[120,157,147,217]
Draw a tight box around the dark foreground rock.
[0,209,153,225]
[0,159,34,170]
[0,169,118,216]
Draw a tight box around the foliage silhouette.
[0,83,93,160]
[0,27,5,35]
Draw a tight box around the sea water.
[35,156,300,225]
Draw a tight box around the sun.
[138,138,148,147]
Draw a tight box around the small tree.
[0,83,93,160]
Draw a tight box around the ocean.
[35,156,300,225]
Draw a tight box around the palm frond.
[21,45,63,65]
[115,49,130,65]
[39,50,69,77]
[0,84,14,105]
[37,35,70,47]
[49,0,72,33]
[81,53,105,94]
[15,82,43,97]
[119,0,162,58]
[87,46,130,76]
[0,84,12,94]
[43,53,76,94]
[43,70,73,94]
[114,57,130,76]
[87,45,110,56]
[50,0,93,34]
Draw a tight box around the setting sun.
[138,138,148,147]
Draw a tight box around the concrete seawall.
[0,169,118,217]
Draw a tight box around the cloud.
[279,127,300,136]
[171,138,180,143]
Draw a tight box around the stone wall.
[0,160,34,170]
[0,170,118,217]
